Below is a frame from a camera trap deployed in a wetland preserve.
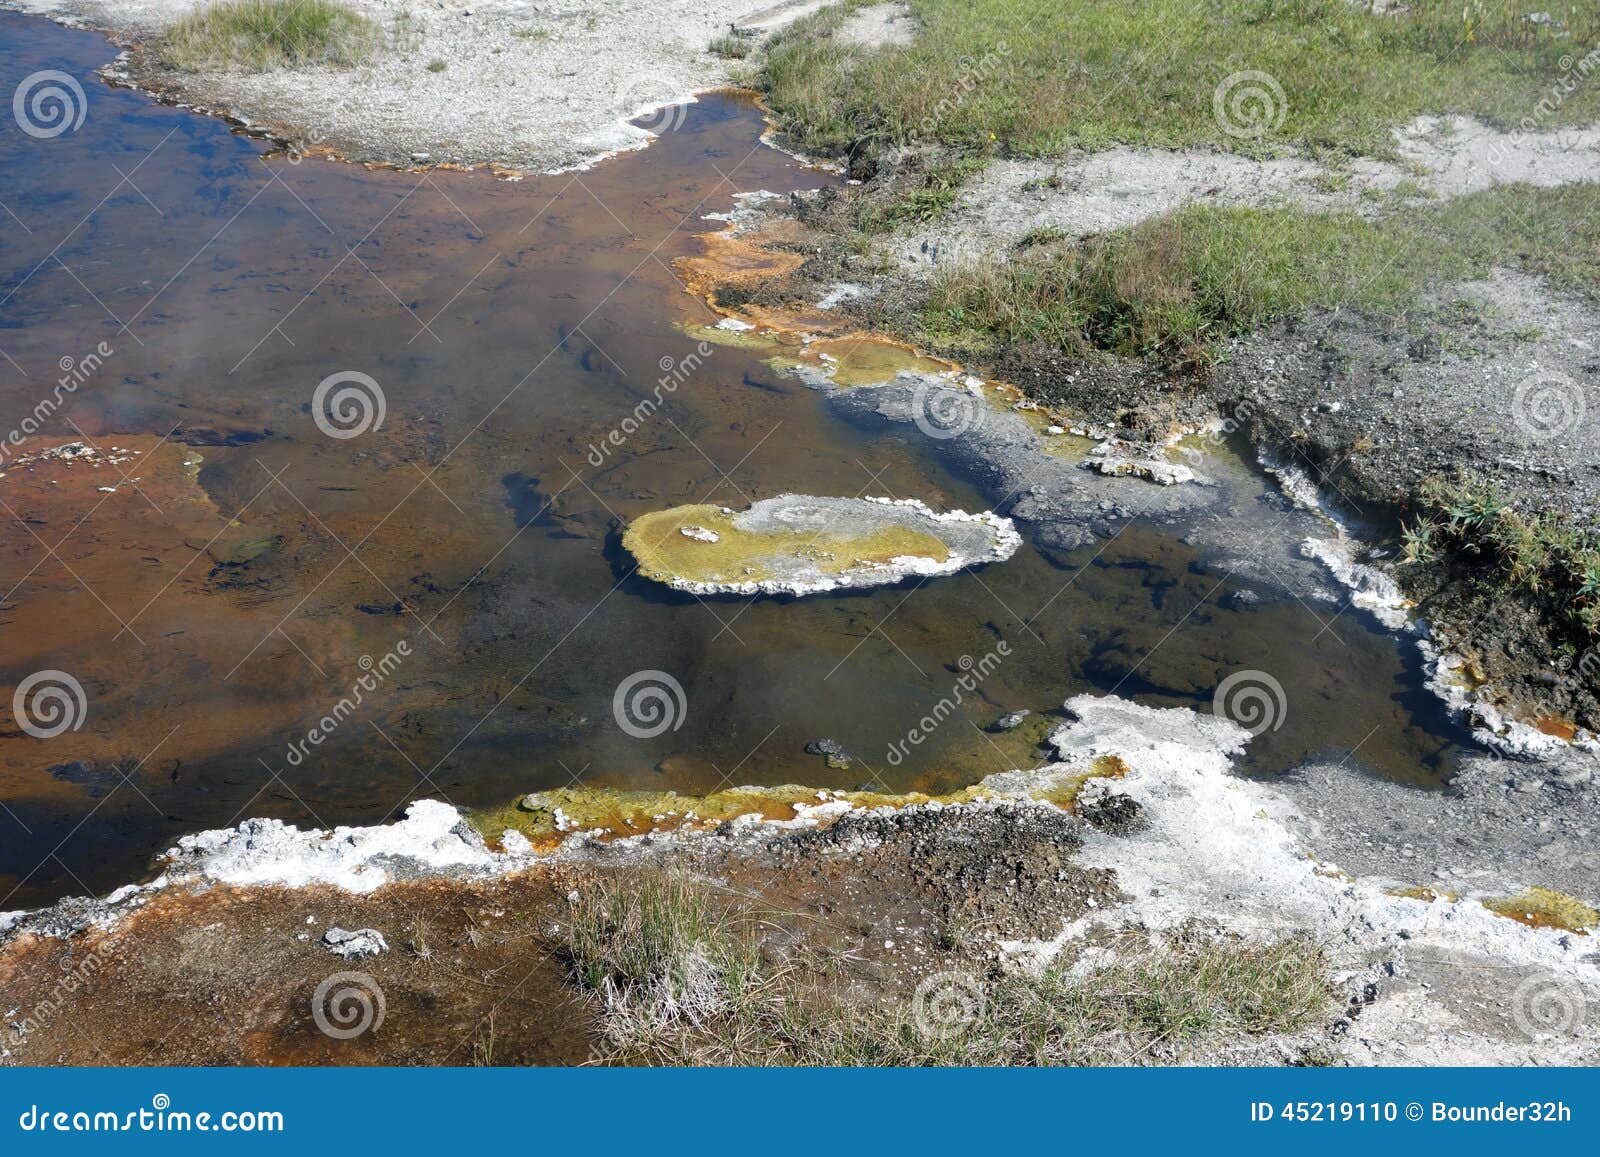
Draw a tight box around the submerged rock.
[621,494,1021,595]
[804,738,854,769]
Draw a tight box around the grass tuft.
[1405,476,1600,640]
[560,876,1333,1065]
[919,184,1600,363]
[559,872,764,1047]
[160,0,382,71]
[709,33,754,60]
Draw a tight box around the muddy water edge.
[0,13,1470,909]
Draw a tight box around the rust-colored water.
[0,15,1468,907]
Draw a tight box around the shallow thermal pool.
[0,13,1469,907]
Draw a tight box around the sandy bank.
[4,0,827,171]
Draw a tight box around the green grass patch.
[160,0,382,71]
[1403,476,1600,639]
[760,0,1600,160]
[709,33,754,60]
[857,157,987,231]
[919,183,1600,362]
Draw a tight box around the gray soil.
[6,1,1598,1069]
[1277,752,1600,902]
[1220,270,1600,520]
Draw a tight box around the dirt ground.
[0,804,1119,1065]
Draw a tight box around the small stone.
[321,927,389,959]
[679,525,719,543]
[992,709,1032,731]
[500,829,533,854]
[804,738,853,770]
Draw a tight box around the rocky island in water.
[622,494,1022,595]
